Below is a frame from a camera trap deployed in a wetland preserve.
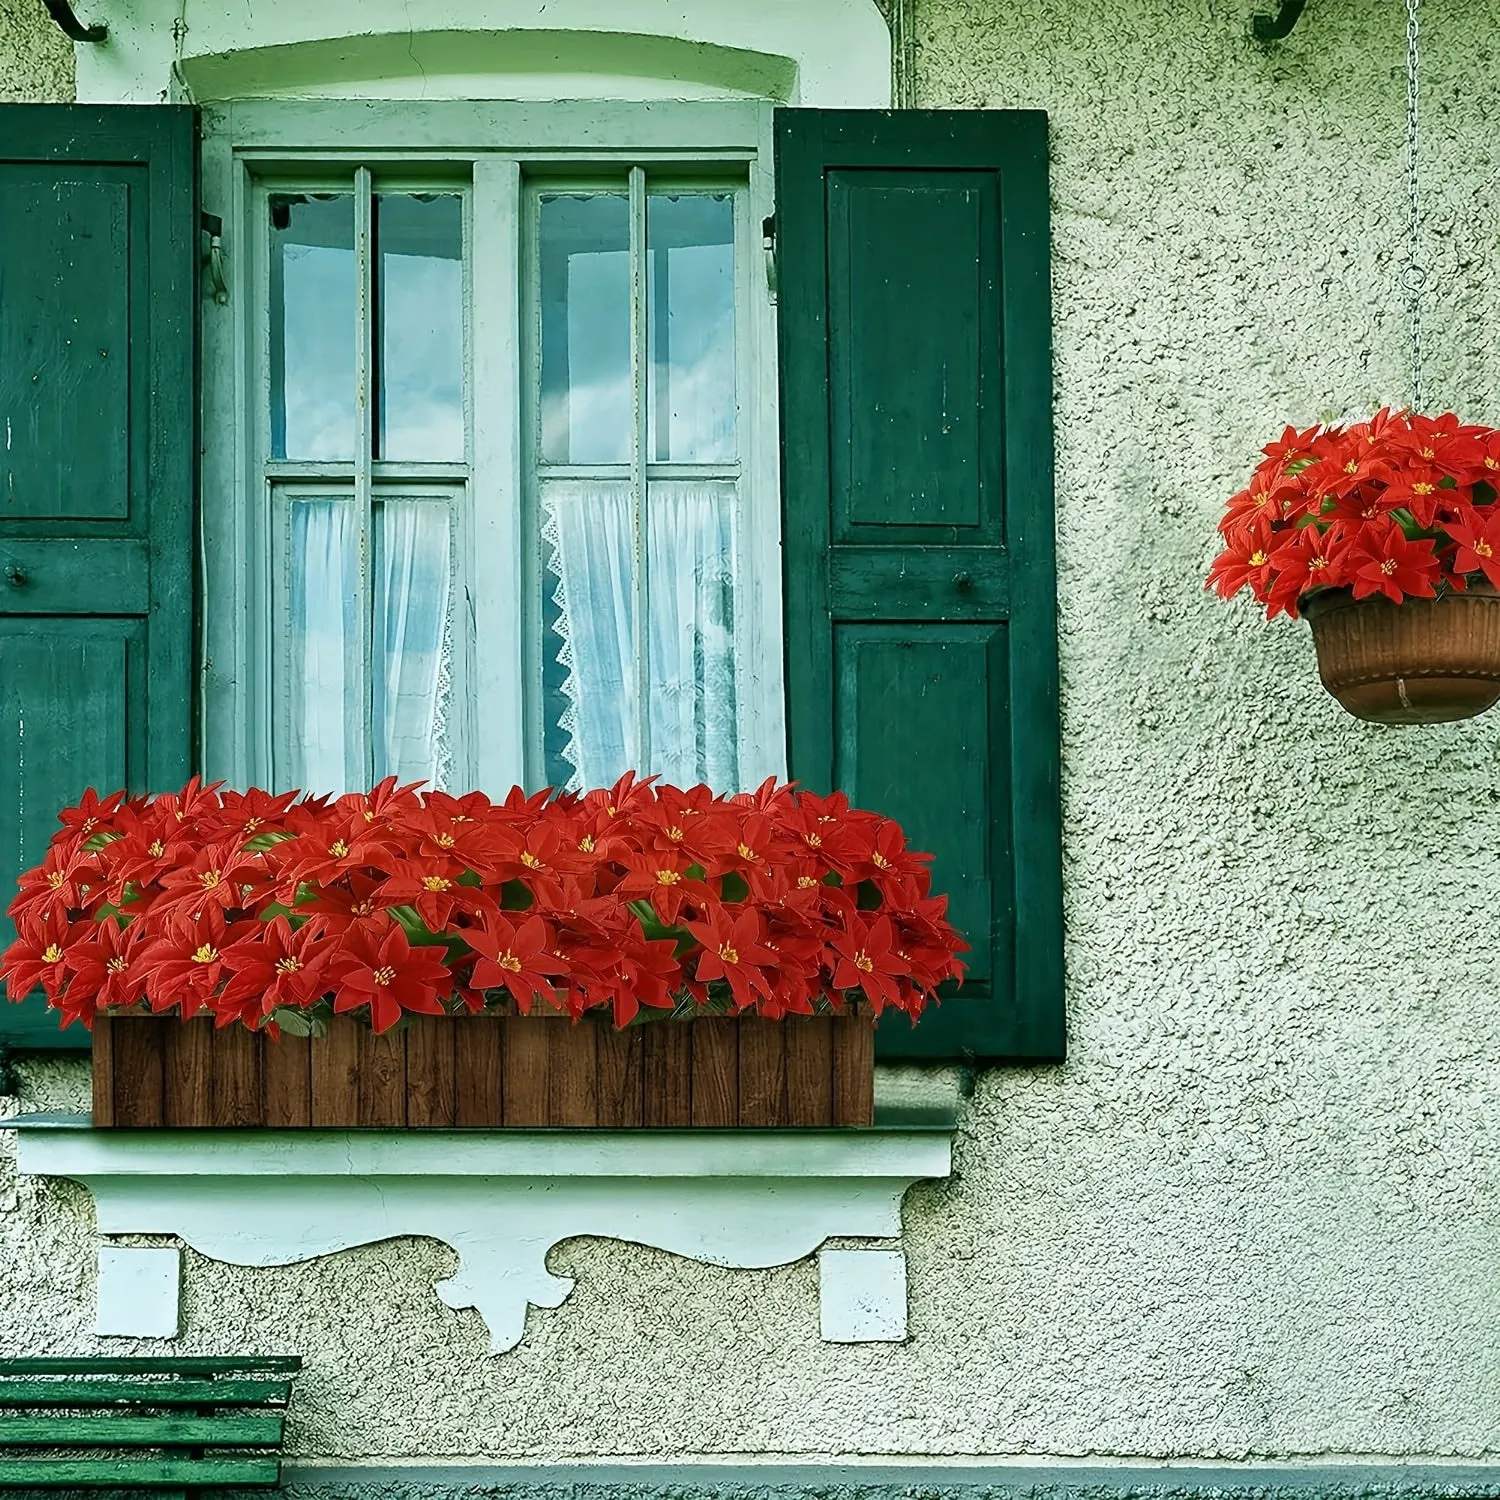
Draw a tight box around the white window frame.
[199,99,784,797]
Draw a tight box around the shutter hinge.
[761,213,777,305]
[201,212,229,306]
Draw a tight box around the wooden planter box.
[90,1011,875,1129]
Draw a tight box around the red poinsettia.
[1210,409,1500,618]
[1,778,968,1035]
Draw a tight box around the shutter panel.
[775,109,1062,1063]
[0,106,197,1048]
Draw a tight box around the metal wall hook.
[40,0,107,42]
[201,212,229,306]
[1251,0,1307,41]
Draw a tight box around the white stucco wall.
[4,0,1500,1467]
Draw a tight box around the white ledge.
[12,1115,951,1352]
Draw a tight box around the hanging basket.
[1301,580,1500,724]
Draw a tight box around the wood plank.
[689,1019,738,1127]
[355,1024,407,1128]
[262,1032,311,1128]
[594,1023,643,1127]
[784,1016,834,1126]
[0,1414,284,1445]
[210,1023,264,1128]
[736,1018,787,1127]
[310,1016,360,1126]
[832,1011,875,1126]
[163,1020,212,1127]
[642,1021,692,1126]
[500,1016,549,1127]
[110,1019,165,1128]
[546,1020,598,1126]
[0,1457,279,1485]
[452,1016,502,1127]
[0,1357,301,1375]
[90,1012,114,1127]
[405,1017,456,1127]
[0,1379,290,1407]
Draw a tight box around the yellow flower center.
[718,944,739,965]
[1248,550,1269,566]
[853,951,874,973]
[421,876,451,891]
[192,944,219,964]
[372,965,396,986]
[736,843,757,861]
[497,952,522,973]
[521,851,543,869]
[1343,460,1359,474]
[149,840,165,858]
[797,875,818,888]
[41,944,63,964]
[81,817,96,833]
[199,870,221,889]
[106,956,127,974]
[354,900,375,916]
[656,869,681,885]
[1381,558,1399,575]
[1412,482,1435,495]
[1309,555,1328,570]
[435,832,455,848]
[665,826,685,842]
[330,840,349,858]
[1478,540,1494,558]
[579,835,596,852]
[805,833,822,848]
[244,817,261,832]
[871,852,891,869]
[1421,446,1436,460]
[47,870,64,890]
[274,956,302,975]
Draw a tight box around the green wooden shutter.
[775,109,1062,1064]
[0,106,197,1049]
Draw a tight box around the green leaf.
[500,879,533,911]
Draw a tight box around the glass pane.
[270,194,356,461]
[539,194,630,465]
[287,497,360,795]
[648,194,736,463]
[377,194,464,462]
[540,478,635,790]
[374,499,454,790]
[647,480,738,788]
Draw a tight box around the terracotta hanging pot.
[1301,579,1500,724]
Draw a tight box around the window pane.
[647,480,738,787]
[287,497,360,794]
[648,194,736,463]
[539,194,630,465]
[377,194,464,462]
[270,194,355,461]
[374,499,454,789]
[540,478,635,789]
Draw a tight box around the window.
[211,104,783,801]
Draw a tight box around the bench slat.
[0,1380,290,1408]
[0,1357,300,1376]
[0,1414,285,1447]
[0,1456,279,1486]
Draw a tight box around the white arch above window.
[76,0,892,108]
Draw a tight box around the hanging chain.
[1401,0,1426,411]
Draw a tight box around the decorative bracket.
[14,1117,951,1354]
[39,0,107,42]
[1251,0,1307,42]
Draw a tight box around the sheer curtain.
[544,479,737,791]
[286,496,453,796]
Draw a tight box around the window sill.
[11,1109,954,1351]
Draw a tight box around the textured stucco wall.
[5,0,1500,1471]
[0,0,72,100]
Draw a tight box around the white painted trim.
[16,1122,950,1355]
[818,1247,908,1342]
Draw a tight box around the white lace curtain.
[544,479,738,791]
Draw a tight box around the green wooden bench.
[0,1356,300,1495]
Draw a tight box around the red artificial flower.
[829,913,908,1012]
[1348,525,1440,604]
[1,910,78,1004]
[1207,518,1279,602]
[1444,505,1500,589]
[218,915,338,1022]
[156,840,271,920]
[464,912,565,1012]
[50,787,127,848]
[137,910,247,1016]
[329,918,453,1032]
[63,916,149,1016]
[684,905,780,1011]
[1265,524,1348,619]
[7,843,103,924]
